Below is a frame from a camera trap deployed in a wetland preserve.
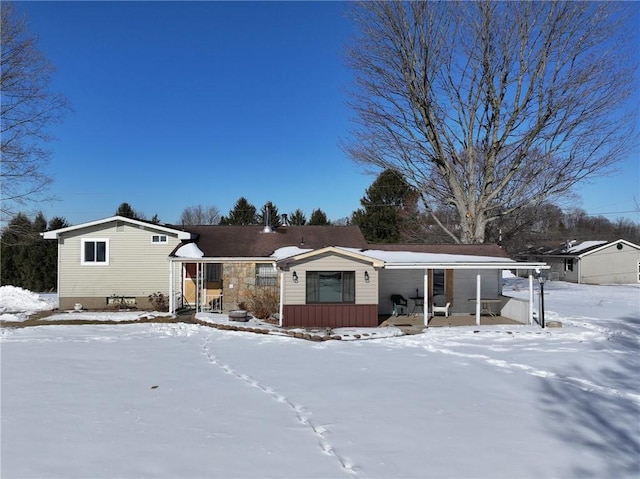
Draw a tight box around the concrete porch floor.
[379,314,522,334]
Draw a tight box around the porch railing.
[200,293,223,313]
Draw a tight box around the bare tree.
[344,1,636,243]
[179,204,221,225]
[1,2,70,221]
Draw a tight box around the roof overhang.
[384,262,550,270]
[276,246,386,269]
[42,215,194,240]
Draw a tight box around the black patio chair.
[390,294,408,316]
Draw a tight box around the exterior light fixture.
[364,271,370,282]
[292,271,298,283]
[538,274,546,328]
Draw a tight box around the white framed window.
[151,234,168,244]
[81,239,109,265]
[565,258,574,272]
[637,262,640,282]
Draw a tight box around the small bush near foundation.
[249,288,279,319]
[148,292,169,312]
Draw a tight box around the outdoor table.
[409,296,424,316]
[467,298,502,316]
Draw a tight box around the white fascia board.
[577,239,640,258]
[169,257,276,263]
[383,262,550,270]
[42,215,194,240]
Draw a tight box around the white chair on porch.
[432,295,451,317]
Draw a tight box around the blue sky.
[13,1,640,226]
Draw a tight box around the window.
[206,264,220,282]
[256,263,277,286]
[637,262,640,282]
[82,239,109,265]
[306,271,355,303]
[151,234,168,244]
[432,269,445,296]
[565,258,574,272]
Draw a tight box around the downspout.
[169,260,174,314]
[476,274,481,326]
[279,271,284,328]
[423,269,429,327]
[528,274,534,325]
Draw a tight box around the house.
[44,216,548,327]
[516,239,640,284]
[42,216,194,310]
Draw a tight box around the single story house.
[516,239,640,284]
[44,216,549,327]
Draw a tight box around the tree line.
[2,185,638,292]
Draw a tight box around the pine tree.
[258,201,281,228]
[351,169,419,243]
[308,209,330,225]
[288,209,307,225]
[219,197,258,225]
[115,202,144,220]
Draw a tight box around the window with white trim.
[564,258,574,272]
[81,239,109,265]
[151,234,168,244]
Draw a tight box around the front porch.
[379,313,522,330]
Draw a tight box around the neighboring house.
[44,217,548,327]
[516,239,640,284]
[42,216,194,310]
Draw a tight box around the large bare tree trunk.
[344,1,635,243]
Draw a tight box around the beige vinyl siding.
[284,252,377,305]
[58,221,182,300]
[580,243,640,284]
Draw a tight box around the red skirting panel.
[282,304,378,328]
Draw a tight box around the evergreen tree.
[115,202,144,220]
[351,169,419,243]
[308,208,330,225]
[258,201,281,228]
[0,211,66,291]
[288,209,307,225]
[219,197,258,225]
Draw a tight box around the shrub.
[249,288,279,320]
[148,292,169,312]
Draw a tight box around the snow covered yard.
[1,281,639,478]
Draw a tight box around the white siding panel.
[58,222,181,300]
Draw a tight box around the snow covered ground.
[1,280,639,478]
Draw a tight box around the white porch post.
[279,271,285,328]
[476,274,481,326]
[423,269,429,326]
[528,274,534,325]
[169,260,174,314]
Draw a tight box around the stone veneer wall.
[221,262,280,312]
